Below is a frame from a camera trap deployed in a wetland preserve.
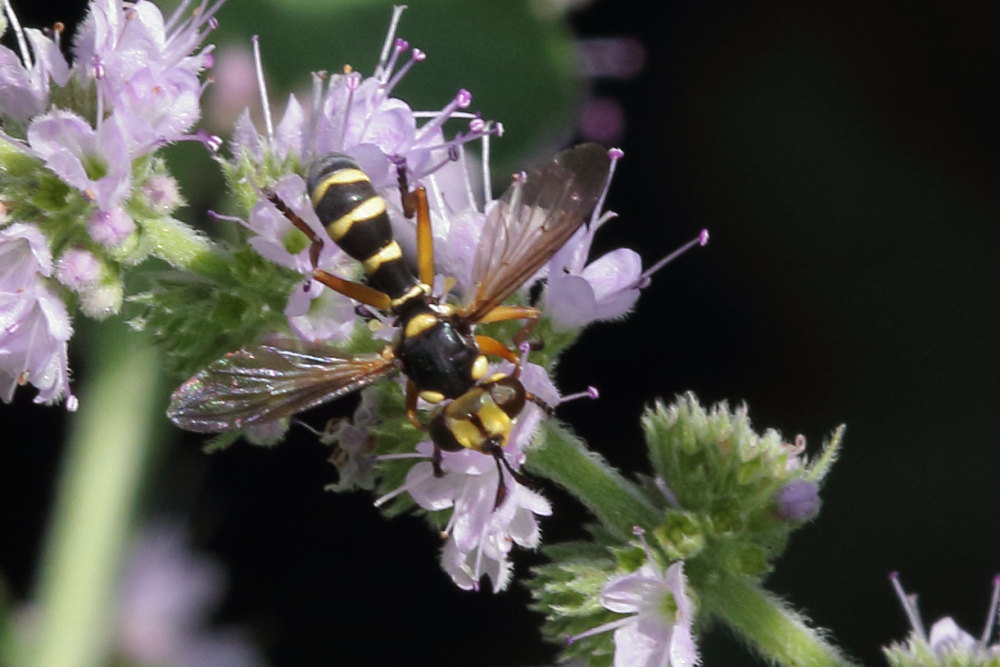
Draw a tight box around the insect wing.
[462,143,611,323]
[167,342,395,432]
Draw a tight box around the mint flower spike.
[529,394,852,666]
[0,0,223,407]
[885,572,1000,666]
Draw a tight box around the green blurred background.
[3,0,1000,665]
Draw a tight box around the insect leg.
[474,335,520,364]
[394,158,435,286]
[312,269,393,311]
[476,304,543,348]
[263,187,325,268]
[484,440,535,510]
[264,187,397,311]
[404,380,427,431]
[525,392,555,417]
[476,304,541,324]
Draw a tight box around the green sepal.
[530,539,618,667]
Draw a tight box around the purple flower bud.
[56,248,101,291]
[140,174,183,216]
[88,207,135,247]
[774,479,820,521]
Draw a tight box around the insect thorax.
[396,308,479,400]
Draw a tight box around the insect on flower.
[167,144,610,506]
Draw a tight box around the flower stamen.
[251,35,274,144]
[890,571,928,642]
[631,228,710,290]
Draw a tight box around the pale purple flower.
[72,0,219,92]
[599,560,698,667]
[112,65,202,147]
[27,110,132,211]
[543,148,640,329]
[375,363,557,591]
[570,530,699,667]
[238,174,356,342]
[0,12,70,123]
[886,572,1000,662]
[0,223,75,408]
[116,524,266,667]
[544,148,709,331]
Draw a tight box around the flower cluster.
[201,6,715,595]
[0,0,221,406]
[530,394,844,665]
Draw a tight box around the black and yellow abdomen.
[307,153,417,302]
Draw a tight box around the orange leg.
[477,304,541,324]
[404,380,426,430]
[475,335,520,364]
[395,161,435,287]
[312,269,392,311]
[477,305,543,348]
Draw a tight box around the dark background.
[3,1,1000,665]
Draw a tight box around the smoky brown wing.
[167,342,395,433]
[461,143,611,323]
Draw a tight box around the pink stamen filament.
[381,38,408,84]
[252,35,274,143]
[414,90,472,144]
[632,228,710,289]
[559,386,599,404]
[207,210,245,226]
[889,571,928,642]
[980,574,1000,645]
[373,460,435,508]
[2,0,34,69]
[165,0,197,32]
[566,616,633,645]
[591,147,623,227]
[339,72,361,149]
[375,5,408,80]
[306,71,326,159]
